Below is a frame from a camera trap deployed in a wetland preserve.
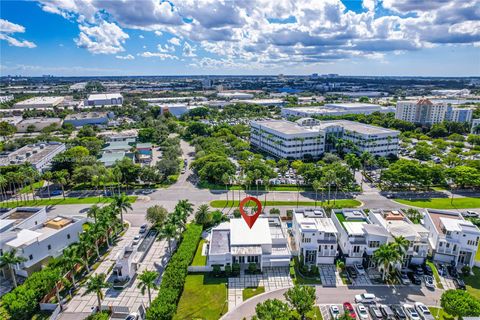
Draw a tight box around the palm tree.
[0,174,8,203]
[137,270,159,306]
[372,244,400,281]
[160,222,178,254]
[87,205,101,223]
[83,273,110,312]
[312,180,321,207]
[221,173,231,206]
[322,169,336,204]
[392,236,410,266]
[173,200,193,231]
[110,192,132,226]
[42,171,53,199]
[0,249,27,287]
[195,204,210,226]
[53,170,69,199]
[97,216,112,248]
[75,238,92,272]
[62,247,83,287]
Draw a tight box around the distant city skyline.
[1,0,479,77]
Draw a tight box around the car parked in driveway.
[454,278,466,290]
[447,265,459,278]
[354,263,366,275]
[414,302,435,320]
[330,305,340,319]
[347,266,358,279]
[409,273,422,285]
[343,302,356,319]
[423,264,433,276]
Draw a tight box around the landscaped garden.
[461,266,480,300]
[395,197,480,209]
[191,239,207,266]
[174,273,228,320]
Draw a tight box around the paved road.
[222,285,443,320]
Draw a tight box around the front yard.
[191,239,207,266]
[174,273,228,320]
[461,266,480,300]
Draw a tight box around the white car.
[125,312,139,320]
[424,275,435,289]
[356,304,369,320]
[462,211,479,218]
[354,263,366,275]
[330,305,340,319]
[355,293,377,304]
[132,235,141,245]
[403,304,421,320]
[414,302,435,320]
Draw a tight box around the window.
[29,254,33,260]
[47,245,51,250]
[353,246,360,253]
[305,250,316,264]
[67,234,71,239]
[369,241,380,248]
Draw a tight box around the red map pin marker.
[239,196,262,229]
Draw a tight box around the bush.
[85,311,110,320]
[212,265,222,277]
[286,210,293,218]
[269,208,280,215]
[146,224,202,320]
[309,265,319,277]
[233,208,241,218]
[248,263,258,274]
[224,264,232,276]
[461,265,471,275]
[232,263,240,276]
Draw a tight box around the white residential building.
[331,209,390,266]
[423,210,480,269]
[0,207,86,277]
[291,208,338,265]
[0,142,66,171]
[207,217,291,270]
[395,99,474,125]
[86,93,123,106]
[250,118,399,159]
[369,209,430,266]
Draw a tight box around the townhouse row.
[205,208,479,271]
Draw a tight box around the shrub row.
[1,267,61,320]
[146,223,202,320]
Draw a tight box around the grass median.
[191,239,207,266]
[242,286,265,301]
[0,196,137,208]
[210,199,361,208]
[395,197,480,209]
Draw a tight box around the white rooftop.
[343,222,367,236]
[295,212,337,233]
[88,93,122,100]
[230,218,272,246]
[440,217,463,232]
[6,229,42,248]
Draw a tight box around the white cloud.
[0,19,36,48]
[116,54,135,60]
[157,44,175,52]
[168,37,181,46]
[154,30,163,36]
[138,51,179,59]
[362,0,376,12]
[182,42,196,57]
[75,21,129,54]
[139,35,144,39]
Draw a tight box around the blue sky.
[0,0,479,77]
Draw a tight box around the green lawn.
[461,266,480,300]
[174,273,228,320]
[19,180,45,194]
[305,306,323,320]
[476,244,480,262]
[210,199,361,209]
[191,239,207,266]
[242,286,265,301]
[0,196,137,208]
[426,261,444,289]
[395,197,480,209]
[428,308,454,320]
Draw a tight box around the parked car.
[409,273,422,285]
[454,278,466,290]
[369,305,384,320]
[357,304,369,320]
[51,190,62,196]
[347,266,358,279]
[424,275,435,289]
[438,264,447,276]
[392,305,407,320]
[125,313,139,320]
[403,304,420,320]
[423,265,433,276]
[414,302,435,320]
[354,263,366,275]
[461,210,479,218]
[343,302,356,319]
[330,305,340,319]
[139,224,148,234]
[380,304,395,320]
[414,266,424,276]
[355,293,377,304]
[447,265,459,278]
[397,270,411,285]
[132,235,141,245]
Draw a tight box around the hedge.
[146,223,202,320]
[1,267,62,320]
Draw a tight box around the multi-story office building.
[291,208,338,265]
[281,103,394,118]
[86,93,123,106]
[0,207,86,276]
[423,210,480,269]
[250,118,399,159]
[395,99,473,125]
[369,209,430,266]
[331,209,390,266]
[0,142,66,171]
[207,217,291,270]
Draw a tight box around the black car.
[392,305,407,320]
[347,266,358,279]
[423,264,433,276]
[448,265,459,278]
[454,278,466,290]
[409,273,422,285]
[414,266,424,276]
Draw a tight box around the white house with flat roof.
[251,118,399,159]
[369,209,430,266]
[207,217,291,270]
[291,208,338,265]
[332,209,390,266]
[423,210,480,269]
[0,207,86,277]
